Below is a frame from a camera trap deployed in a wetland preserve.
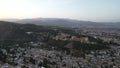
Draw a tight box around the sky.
[0,0,120,22]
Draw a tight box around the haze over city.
[1,0,120,68]
[0,0,120,22]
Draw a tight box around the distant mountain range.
[1,18,120,28]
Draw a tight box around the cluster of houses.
[79,29,120,45]
[0,44,120,68]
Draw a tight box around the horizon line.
[0,17,120,23]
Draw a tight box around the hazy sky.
[0,0,120,22]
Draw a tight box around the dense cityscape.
[0,21,120,68]
[0,0,120,68]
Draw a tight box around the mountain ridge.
[1,18,120,28]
